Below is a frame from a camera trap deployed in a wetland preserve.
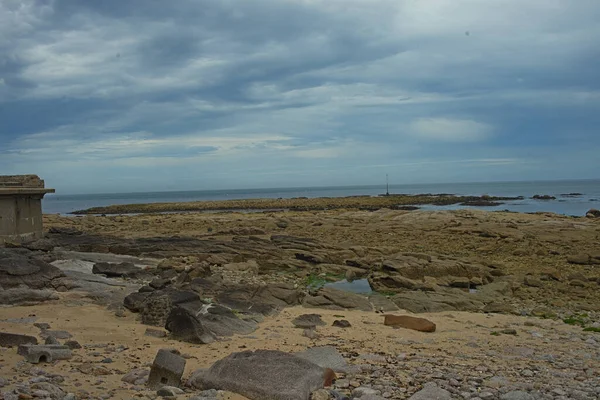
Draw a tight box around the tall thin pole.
[386,174,389,196]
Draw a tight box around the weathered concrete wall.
[0,175,54,245]
[0,196,44,243]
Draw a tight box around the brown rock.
[567,254,591,265]
[524,275,543,287]
[586,208,600,218]
[383,315,436,332]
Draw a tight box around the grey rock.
[64,340,82,349]
[292,314,326,328]
[30,382,65,399]
[302,329,318,339]
[121,368,150,385]
[408,382,452,400]
[0,377,8,387]
[34,323,51,330]
[45,336,60,345]
[0,332,38,347]
[157,386,184,397]
[0,288,59,305]
[353,387,380,397]
[145,328,168,338]
[296,346,357,374]
[165,301,257,344]
[304,287,373,311]
[148,349,186,390]
[332,320,351,328]
[192,350,329,400]
[500,391,534,400]
[63,394,76,400]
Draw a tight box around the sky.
[1,0,599,194]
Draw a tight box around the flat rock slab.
[384,315,436,332]
[0,332,38,347]
[17,344,72,364]
[193,350,330,400]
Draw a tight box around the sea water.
[43,179,600,216]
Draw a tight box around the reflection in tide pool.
[324,279,373,294]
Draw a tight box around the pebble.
[157,386,184,397]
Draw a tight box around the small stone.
[335,379,350,389]
[64,341,82,350]
[332,320,351,328]
[45,336,60,345]
[0,377,8,387]
[292,314,326,329]
[408,382,451,400]
[145,328,168,338]
[311,389,330,400]
[157,386,184,397]
[34,323,50,330]
[384,315,436,332]
[302,329,318,339]
[500,329,517,335]
[353,387,380,397]
[520,369,534,377]
[63,394,76,400]
[101,358,113,364]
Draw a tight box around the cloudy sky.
[1,0,599,194]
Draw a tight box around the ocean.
[43,179,600,217]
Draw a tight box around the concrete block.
[0,332,38,348]
[17,344,72,364]
[148,349,186,389]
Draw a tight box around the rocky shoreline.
[1,208,599,400]
[69,194,525,215]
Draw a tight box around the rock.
[353,387,381,397]
[166,301,258,344]
[145,328,168,338]
[194,350,332,400]
[34,323,51,330]
[92,262,141,278]
[500,391,534,400]
[567,254,591,265]
[0,332,38,347]
[122,369,150,385]
[304,287,372,311]
[303,329,318,339]
[296,346,355,374]
[123,292,151,312]
[292,314,327,329]
[0,288,59,305]
[532,195,556,200]
[77,363,112,376]
[332,320,351,328]
[30,382,64,399]
[500,329,517,335]
[148,349,186,389]
[0,377,8,387]
[523,276,542,287]
[569,279,586,287]
[384,315,436,332]
[408,382,451,400]
[586,208,600,218]
[0,249,65,291]
[44,336,60,345]
[157,386,184,397]
[483,302,517,314]
[150,278,172,290]
[64,340,82,350]
[216,283,302,315]
[311,389,331,400]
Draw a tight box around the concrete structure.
[17,344,73,364]
[0,175,54,244]
[148,349,186,389]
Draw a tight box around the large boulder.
[190,350,332,400]
[585,209,600,218]
[0,249,65,290]
[166,301,258,344]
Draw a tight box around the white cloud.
[408,118,493,142]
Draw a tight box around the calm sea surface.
[43,180,600,216]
